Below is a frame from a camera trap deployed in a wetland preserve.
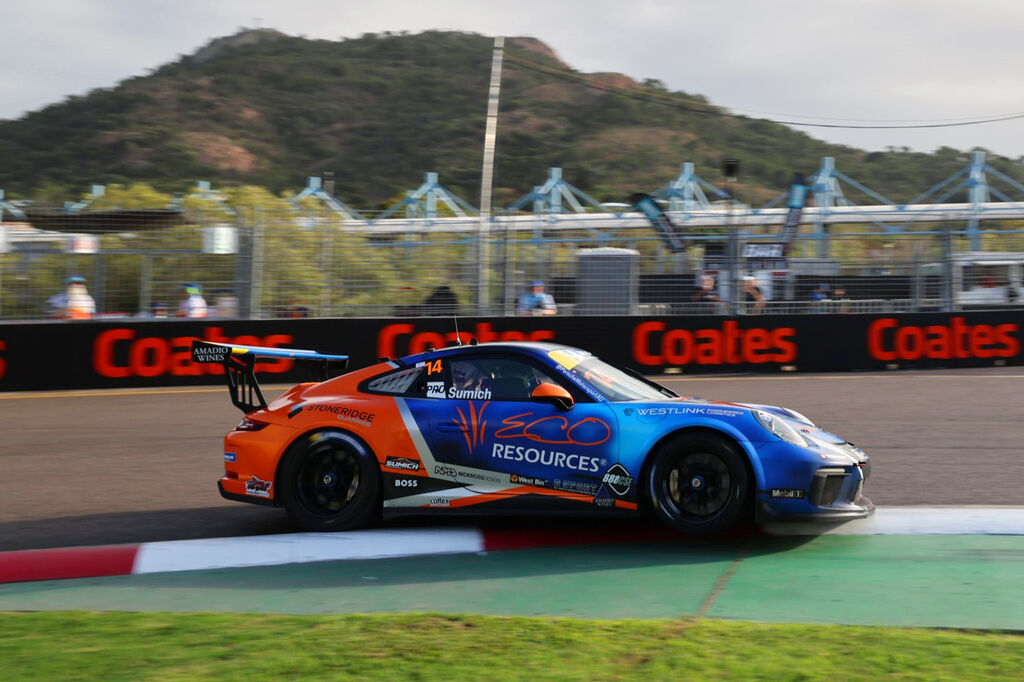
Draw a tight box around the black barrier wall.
[0,312,1022,391]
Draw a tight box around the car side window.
[365,365,425,396]
[449,357,555,402]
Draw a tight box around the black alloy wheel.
[279,430,381,531]
[645,433,750,536]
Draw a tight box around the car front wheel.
[278,430,381,532]
[645,433,750,536]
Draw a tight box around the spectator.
[47,276,96,319]
[422,285,460,316]
[177,283,208,318]
[280,300,311,318]
[743,276,766,314]
[135,301,169,318]
[518,280,557,316]
[809,283,830,302]
[693,275,721,303]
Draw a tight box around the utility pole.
[723,158,740,314]
[477,35,504,315]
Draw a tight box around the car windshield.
[548,348,668,401]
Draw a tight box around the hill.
[0,29,1018,207]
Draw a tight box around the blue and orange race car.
[193,339,873,535]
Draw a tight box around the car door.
[423,353,619,503]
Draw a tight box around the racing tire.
[278,430,381,532]
[645,432,750,536]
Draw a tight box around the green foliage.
[2,612,1024,681]
[1,30,1021,207]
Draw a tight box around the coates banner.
[0,313,1020,391]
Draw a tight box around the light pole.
[723,158,740,314]
[477,36,504,315]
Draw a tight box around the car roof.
[399,341,576,366]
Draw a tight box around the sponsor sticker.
[635,406,741,418]
[385,456,421,471]
[434,464,458,477]
[394,478,419,488]
[245,476,272,498]
[491,443,604,473]
[510,473,546,487]
[223,451,237,462]
[771,488,805,499]
[192,344,231,363]
[428,497,451,506]
[552,478,600,495]
[548,348,592,370]
[601,463,633,496]
[426,382,446,398]
[448,386,492,400]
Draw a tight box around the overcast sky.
[2,0,1023,160]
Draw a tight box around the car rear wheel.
[278,430,381,532]
[645,433,750,536]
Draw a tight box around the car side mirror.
[531,383,574,411]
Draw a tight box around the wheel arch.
[273,427,381,506]
[637,426,764,505]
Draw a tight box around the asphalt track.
[3,367,1024,552]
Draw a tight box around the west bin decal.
[0,313,1021,391]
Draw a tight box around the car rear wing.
[191,340,349,413]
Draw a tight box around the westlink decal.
[377,322,555,358]
[94,327,294,378]
[632,320,797,366]
[868,317,1020,361]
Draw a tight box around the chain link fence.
[3,208,1024,320]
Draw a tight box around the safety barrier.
[0,311,1020,391]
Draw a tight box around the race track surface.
[3,368,1022,551]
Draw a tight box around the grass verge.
[2,611,1022,681]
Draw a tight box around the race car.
[193,339,873,535]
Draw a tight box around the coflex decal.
[632,320,797,366]
[868,317,1020,361]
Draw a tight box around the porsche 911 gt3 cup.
[194,339,872,535]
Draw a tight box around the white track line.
[131,528,485,574]
[764,506,1024,536]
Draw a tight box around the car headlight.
[754,410,808,446]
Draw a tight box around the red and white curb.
[1,506,1021,585]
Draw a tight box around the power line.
[504,54,1024,131]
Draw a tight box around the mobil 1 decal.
[413,397,619,482]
